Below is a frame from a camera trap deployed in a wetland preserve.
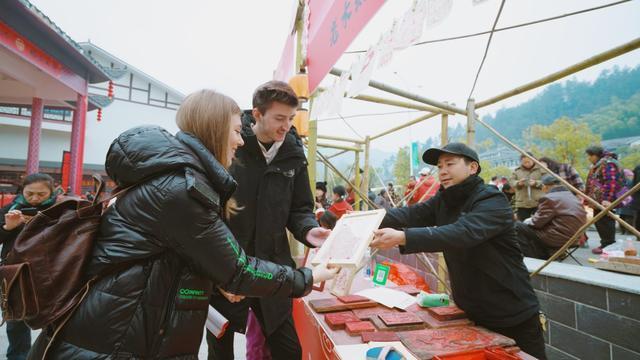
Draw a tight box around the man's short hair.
[252,81,299,114]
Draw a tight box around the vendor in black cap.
[370,142,546,359]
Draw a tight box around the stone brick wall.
[530,272,640,360]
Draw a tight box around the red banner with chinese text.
[307,0,385,93]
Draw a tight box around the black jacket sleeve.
[286,165,319,248]
[401,193,514,254]
[157,182,313,298]
[0,204,19,245]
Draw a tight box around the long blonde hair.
[176,89,241,169]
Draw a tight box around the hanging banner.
[347,45,378,97]
[307,0,386,93]
[273,2,300,81]
[411,142,420,171]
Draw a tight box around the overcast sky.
[31,0,640,153]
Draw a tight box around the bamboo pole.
[307,120,318,193]
[354,149,361,211]
[362,136,371,211]
[352,94,453,114]
[327,149,350,159]
[466,99,476,148]
[441,113,449,146]
[474,116,640,238]
[318,134,365,144]
[330,67,467,116]
[476,37,640,109]
[531,181,640,277]
[314,141,361,152]
[371,112,440,141]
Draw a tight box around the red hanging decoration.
[107,81,114,99]
[97,108,102,122]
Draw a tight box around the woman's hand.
[311,261,340,283]
[3,210,25,231]
[218,287,245,303]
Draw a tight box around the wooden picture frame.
[311,209,386,268]
[303,247,325,292]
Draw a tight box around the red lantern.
[97,108,102,122]
[107,81,114,99]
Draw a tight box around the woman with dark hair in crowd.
[1,173,57,360]
[538,157,585,192]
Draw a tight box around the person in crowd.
[207,81,333,360]
[1,173,57,360]
[510,153,545,221]
[319,210,338,230]
[315,181,330,211]
[27,90,337,360]
[500,176,515,203]
[632,164,640,240]
[514,175,587,259]
[489,176,502,190]
[538,156,584,192]
[619,169,636,235]
[374,188,392,210]
[387,182,400,206]
[414,167,440,203]
[369,142,545,359]
[404,175,418,206]
[329,185,353,219]
[585,145,625,254]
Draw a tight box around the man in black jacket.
[208,81,329,359]
[370,143,546,360]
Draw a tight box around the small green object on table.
[372,263,390,286]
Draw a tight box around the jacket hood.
[105,126,236,196]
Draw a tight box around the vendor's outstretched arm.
[401,193,513,254]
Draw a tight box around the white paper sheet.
[205,305,229,339]
[354,287,417,310]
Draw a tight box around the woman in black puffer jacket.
[28,90,336,359]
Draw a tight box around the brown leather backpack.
[0,175,111,330]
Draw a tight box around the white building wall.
[83,99,179,165]
[0,124,71,162]
[0,99,178,168]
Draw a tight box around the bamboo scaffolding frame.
[318,134,365,144]
[302,19,640,288]
[330,67,467,116]
[371,112,440,140]
[476,37,640,109]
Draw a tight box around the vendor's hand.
[218,287,245,303]
[306,227,331,248]
[517,179,525,187]
[529,179,536,187]
[602,200,612,208]
[370,228,406,250]
[3,210,25,231]
[311,261,340,283]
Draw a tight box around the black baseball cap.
[422,142,482,175]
